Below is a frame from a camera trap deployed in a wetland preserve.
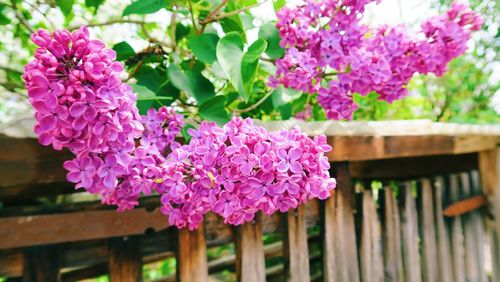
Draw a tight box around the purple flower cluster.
[271,1,483,119]
[23,28,336,229]
[23,28,182,211]
[157,118,336,230]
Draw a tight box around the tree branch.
[10,1,35,33]
[0,65,23,75]
[234,90,273,114]
[68,19,147,31]
[200,0,268,25]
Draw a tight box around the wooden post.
[235,214,265,282]
[22,246,60,282]
[399,182,422,282]
[177,226,208,282]
[282,204,310,282]
[432,177,453,282]
[479,148,500,282]
[380,187,403,282]
[108,236,142,282]
[417,179,438,282]
[359,190,383,282]
[447,174,466,282]
[321,193,337,282]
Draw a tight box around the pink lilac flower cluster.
[23,27,181,211]
[157,118,336,230]
[23,28,336,229]
[270,1,483,120]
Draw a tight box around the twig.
[199,0,228,33]
[68,19,147,31]
[234,90,273,114]
[187,0,199,34]
[200,0,268,25]
[260,56,275,63]
[25,1,56,31]
[0,65,23,75]
[124,60,144,82]
[169,10,177,50]
[10,1,35,33]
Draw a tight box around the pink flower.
[277,148,303,174]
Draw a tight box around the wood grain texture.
[447,175,466,282]
[479,149,500,282]
[360,191,383,282]
[22,246,60,282]
[177,227,208,282]
[333,163,360,282]
[321,195,337,282]
[380,188,403,282]
[432,177,453,282]
[235,214,265,282]
[399,182,422,282]
[0,208,169,249]
[282,204,310,282]
[418,179,438,282]
[108,237,142,282]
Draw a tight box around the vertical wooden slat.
[381,187,403,282]
[235,214,265,282]
[334,162,360,282]
[360,190,383,282]
[417,179,438,282]
[282,204,310,282]
[479,149,500,282]
[321,193,337,282]
[470,170,488,282]
[108,237,142,282]
[399,182,422,282]
[177,226,208,282]
[460,172,487,282]
[447,174,466,282]
[22,246,60,282]
[432,177,453,282]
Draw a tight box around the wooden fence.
[0,120,500,282]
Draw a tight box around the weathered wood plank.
[447,174,466,282]
[0,207,169,249]
[360,190,383,282]
[282,204,310,282]
[22,246,60,282]
[380,187,403,282]
[417,179,438,282]
[459,173,485,282]
[468,171,488,282]
[349,153,477,180]
[108,237,142,282]
[320,194,336,282]
[478,149,500,282]
[432,177,453,282]
[235,214,266,282]
[177,227,208,282]
[334,162,360,282]
[399,182,422,282]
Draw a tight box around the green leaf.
[123,0,166,16]
[0,5,10,25]
[188,33,219,64]
[258,23,285,59]
[135,66,167,93]
[273,0,286,11]
[241,39,267,97]
[199,96,230,125]
[132,84,172,114]
[167,64,214,104]
[112,41,135,61]
[156,81,179,105]
[181,124,196,143]
[216,32,246,99]
[279,104,292,119]
[85,0,105,11]
[175,23,190,42]
[271,86,302,108]
[56,0,74,16]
